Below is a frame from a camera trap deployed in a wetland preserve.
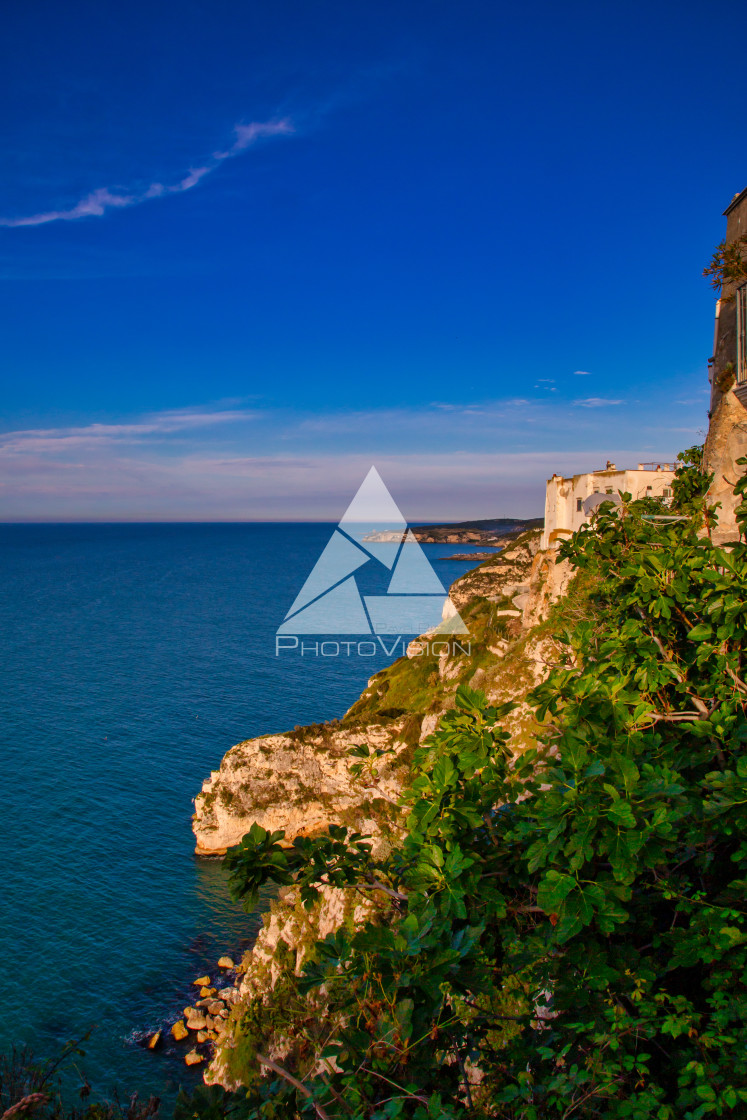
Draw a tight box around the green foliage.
[225,823,375,911]
[703,236,747,300]
[732,457,747,541]
[174,1086,237,1120]
[348,744,396,784]
[208,459,747,1119]
[670,445,712,514]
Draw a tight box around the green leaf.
[607,800,636,828]
[537,870,577,912]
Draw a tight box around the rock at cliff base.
[193,975,210,987]
[184,1050,204,1066]
[147,1031,161,1050]
[207,1000,224,1015]
[186,1014,207,1031]
[171,1020,189,1041]
[196,1030,208,1043]
[199,986,215,998]
[217,956,235,969]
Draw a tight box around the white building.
[540,461,676,550]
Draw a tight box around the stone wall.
[704,185,747,543]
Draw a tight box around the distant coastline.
[363,516,543,546]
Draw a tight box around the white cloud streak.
[0,119,294,228]
[0,398,692,520]
[0,447,669,522]
[573,397,624,408]
[0,403,680,521]
[0,407,258,455]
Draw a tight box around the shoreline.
[184,525,573,1086]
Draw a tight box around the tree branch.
[635,607,710,716]
[0,1096,49,1120]
[256,1053,333,1120]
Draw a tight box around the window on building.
[739,283,747,384]
[663,488,671,497]
[576,498,582,511]
[605,488,613,494]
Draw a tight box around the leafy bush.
[210,451,747,1119]
[703,236,747,300]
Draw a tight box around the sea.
[0,523,489,1106]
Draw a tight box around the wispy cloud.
[0,445,675,522]
[0,406,258,455]
[573,370,592,376]
[0,119,294,228]
[0,397,696,520]
[573,397,624,408]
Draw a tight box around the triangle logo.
[279,467,468,636]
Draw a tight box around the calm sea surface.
[0,523,486,1104]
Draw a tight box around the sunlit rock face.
[704,185,747,544]
[192,525,582,1089]
[192,722,410,857]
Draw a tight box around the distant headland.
[363,516,543,546]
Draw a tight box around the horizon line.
[0,515,543,526]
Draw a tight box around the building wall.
[704,186,747,543]
[541,465,675,550]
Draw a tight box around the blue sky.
[0,0,744,520]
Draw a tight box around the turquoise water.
[0,524,487,1103]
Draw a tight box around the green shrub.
[202,451,747,1119]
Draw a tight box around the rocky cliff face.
[702,185,747,544]
[192,530,572,1087]
[704,385,747,544]
[193,723,410,857]
[204,883,385,1090]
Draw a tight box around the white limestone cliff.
[192,528,573,1088]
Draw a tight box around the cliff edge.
[192,530,568,857]
[190,530,573,1085]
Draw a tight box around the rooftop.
[724,185,747,216]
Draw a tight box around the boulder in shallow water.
[171,1020,189,1041]
[185,1050,204,1066]
[147,1031,161,1050]
[207,1000,224,1015]
[183,1006,197,1019]
[193,975,210,987]
[196,1030,208,1043]
[199,986,215,998]
[217,956,235,969]
[186,1014,207,1031]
